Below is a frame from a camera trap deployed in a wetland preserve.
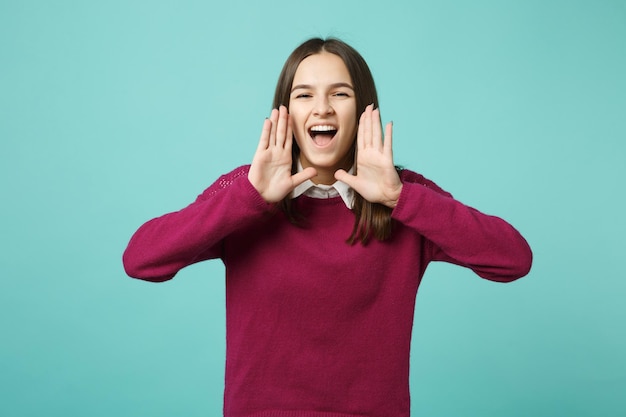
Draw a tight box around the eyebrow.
[290,82,354,93]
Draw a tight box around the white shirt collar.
[290,160,354,209]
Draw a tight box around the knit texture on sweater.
[123,165,532,417]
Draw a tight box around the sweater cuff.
[391,180,422,221]
[391,179,447,225]
[241,175,276,212]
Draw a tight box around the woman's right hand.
[248,105,317,203]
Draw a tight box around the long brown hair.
[273,37,394,245]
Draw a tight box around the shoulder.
[398,167,452,198]
[212,165,251,189]
[195,165,252,202]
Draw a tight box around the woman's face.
[289,51,357,184]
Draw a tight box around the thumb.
[292,167,317,187]
[334,169,355,187]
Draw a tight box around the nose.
[312,96,334,116]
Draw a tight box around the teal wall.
[1,1,624,416]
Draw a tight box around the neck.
[311,170,337,185]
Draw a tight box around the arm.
[123,106,315,282]
[122,167,273,282]
[392,171,532,282]
[336,105,531,282]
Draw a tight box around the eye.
[294,93,312,99]
[333,91,350,98]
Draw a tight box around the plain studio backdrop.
[1,1,624,416]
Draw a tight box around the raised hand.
[335,104,403,208]
[248,105,317,203]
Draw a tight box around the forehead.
[292,51,352,85]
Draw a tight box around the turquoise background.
[1,1,624,416]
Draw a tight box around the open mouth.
[309,125,338,146]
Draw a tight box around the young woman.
[123,38,532,417]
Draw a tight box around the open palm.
[248,106,316,203]
[335,105,403,208]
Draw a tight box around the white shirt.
[290,161,355,209]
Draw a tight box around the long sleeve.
[391,170,532,282]
[122,166,272,282]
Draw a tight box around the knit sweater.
[123,165,532,417]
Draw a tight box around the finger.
[334,168,348,181]
[356,109,366,150]
[372,108,383,151]
[275,105,288,148]
[257,118,272,151]
[292,166,317,187]
[363,104,373,148]
[383,121,393,157]
[268,108,279,146]
[334,168,357,189]
[285,113,294,153]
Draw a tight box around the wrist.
[384,183,403,209]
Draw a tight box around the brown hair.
[273,37,395,245]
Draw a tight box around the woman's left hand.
[335,104,403,208]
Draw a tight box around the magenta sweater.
[123,165,532,417]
